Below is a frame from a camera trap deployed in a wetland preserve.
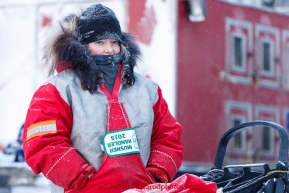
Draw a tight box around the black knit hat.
[77,4,122,44]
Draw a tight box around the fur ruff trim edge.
[43,13,141,93]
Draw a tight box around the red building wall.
[177,0,289,165]
[128,0,156,45]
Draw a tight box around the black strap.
[152,175,163,183]
[211,120,289,170]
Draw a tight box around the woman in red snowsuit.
[23,4,183,193]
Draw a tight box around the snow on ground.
[10,186,50,193]
[0,174,50,193]
[0,152,51,193]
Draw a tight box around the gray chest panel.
[47,69,158,170]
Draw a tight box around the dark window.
[233,118,242,149]
[262,0,275,7]
[263,42,271,72]
[234,37,243,67]
[262,126,271,151]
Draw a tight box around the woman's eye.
[112,41,119,45]
[96,41,103,45]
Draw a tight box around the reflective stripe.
[26,120,57,140]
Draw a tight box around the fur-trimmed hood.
[43,13,141,93]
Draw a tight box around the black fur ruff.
[44,13,141,93]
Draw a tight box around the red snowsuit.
[23,64,184,193]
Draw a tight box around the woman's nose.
[104,43,114,54]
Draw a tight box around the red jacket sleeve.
[147,86,184,182]
[23,83,90,189]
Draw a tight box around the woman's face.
[88,39,121,55]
